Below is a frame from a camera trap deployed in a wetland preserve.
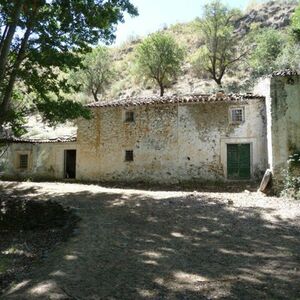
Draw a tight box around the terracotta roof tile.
[86,93,264,108]
[1,135,76,144]
[271,69,299,77]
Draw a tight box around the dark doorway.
[227,144,251,180]
[65,150,76,179]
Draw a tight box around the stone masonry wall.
[77,100,267,183]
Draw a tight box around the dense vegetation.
[0,0,137,136]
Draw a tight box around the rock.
[259,169,272,193]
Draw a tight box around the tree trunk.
[0,26,9,55]
[159,83,164,97]
[0,9,37,119]
[214,77,222,88]
[0,1,24,84]
[92,88,99,102]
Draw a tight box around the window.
[125,111,134,122]
[125,150,134,162]
[19,154,28,169]
[230,108,244,123]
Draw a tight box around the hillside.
[105,0,297,99]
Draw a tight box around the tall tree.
[0,0,137,135]
[135,32,185,96]
[191,1,245,87]
[71,46,115,102]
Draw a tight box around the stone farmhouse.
[1,71,300,188]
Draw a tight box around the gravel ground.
[1,181,300,300]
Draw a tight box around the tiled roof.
[1,135,76,144]
[86,93,265,108]
[271,69,299,77]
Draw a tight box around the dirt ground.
[0,181,300,300]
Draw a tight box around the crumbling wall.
[77,99,267,183]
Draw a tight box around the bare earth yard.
[0,181,300,299]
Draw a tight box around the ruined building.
[1,72,300,188]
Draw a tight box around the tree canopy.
[135,32,185,96]
[248,28,286,77]
[191,1,245,87]
[70,46,115,102]
[0,0,137,135]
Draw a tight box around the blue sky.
[113,0,264,45]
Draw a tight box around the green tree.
[249,28,285,77]
[275,2,300,71]
[0,0,137,135]
[291,2,300,42]
[191,1,245,87]
[135,32,185,96]
[71,47,115,102]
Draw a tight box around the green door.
[227,144,251,180]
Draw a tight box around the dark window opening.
[125,111,134,122]
[19,154,28,169]
[125,150,134,162]
[65,150,76,179]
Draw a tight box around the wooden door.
[227,144,251,179]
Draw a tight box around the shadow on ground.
[1,182,300,299]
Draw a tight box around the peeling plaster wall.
[77,100,267,183]
[255,75,300,188]
[4,142,77,179]
[270,76,300,179]
[254,77,272,170]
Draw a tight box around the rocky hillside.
[235,0,296,35]
[105,0,297,99]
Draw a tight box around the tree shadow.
[1,183,300,299]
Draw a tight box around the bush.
[281,152,300,199]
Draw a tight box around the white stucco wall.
[254,77,272,170]
[4,142,77,179]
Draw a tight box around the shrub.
[281,152,300,199]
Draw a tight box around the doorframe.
[220,138,255,180]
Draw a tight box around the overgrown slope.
[107,0,297,99]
